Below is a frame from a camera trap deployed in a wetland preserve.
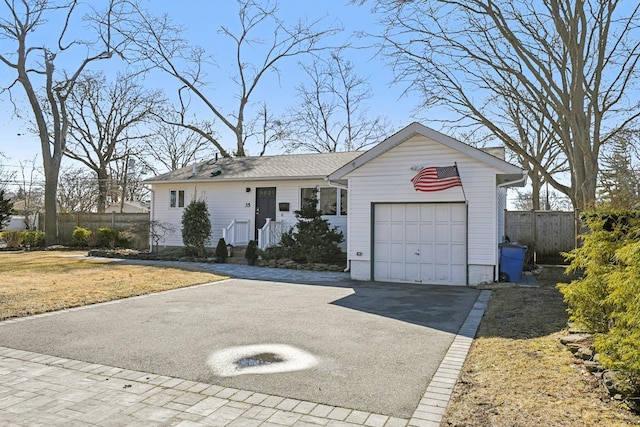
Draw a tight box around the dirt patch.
[0,251,227,321]
[443,267,640,426]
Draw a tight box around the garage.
[328,123,527,286]
[373,203,467,285]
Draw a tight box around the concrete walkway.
[0,261,492,426]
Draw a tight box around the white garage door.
[373,203,467,285]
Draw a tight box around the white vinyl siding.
[344,134,504,285]
[151,179,346,248]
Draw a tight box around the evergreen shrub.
[558,208,640,379]
[72,227,92,247]
[181,199,211,257]
[21,230,45,248]
[278,189,343,263]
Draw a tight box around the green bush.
[558,208,640,379]
[97,227,118,248]
[21,230,45,248]
[277,189,343,263]
[2,230,23,248]
[215,238,227,262]
[72,227,92,247]
[181,199,211,257]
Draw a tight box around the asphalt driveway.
[0,278,480,418]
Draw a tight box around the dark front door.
[255,187,276,239]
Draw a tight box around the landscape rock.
[576,347,594,360]
[560,334,591,345]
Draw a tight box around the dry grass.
[443,266,640,426]
[0,251,226,321]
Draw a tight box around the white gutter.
[497,171,528,189]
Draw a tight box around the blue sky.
[0,0,423,171]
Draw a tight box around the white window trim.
[299,186,347,217]
[169,189,186,208]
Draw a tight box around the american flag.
[411,165,462,192]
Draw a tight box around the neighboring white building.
[146,123,527,286]
[105,201,150,213]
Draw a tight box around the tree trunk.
[42,157,61,246]
[96,169,109,213]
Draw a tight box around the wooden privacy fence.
[49,212,150,249]
[504,211,577,264]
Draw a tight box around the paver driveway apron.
[0,275,479,419]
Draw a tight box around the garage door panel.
[391,205,405,221]
[451,223,466,242]
[405,204,420,221]
[435,204,451,221]
[376,204,391,221]
[420,224,434,242]
[435,226,451,242]
[435,243,451,263]
[420,264,434,282]
[451,204,466,221]
[390,224,404,240]
[435,264,451,282]
[451,265,467,283]
[389,262,404,279]
[374,224,390,242]
[374,203,467,286]
[451,244,466,263]
[420,243,434,260]
[420,204,435,222]
[405,224,419,242]
[390,243,404,261]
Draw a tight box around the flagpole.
[455,162,467,202]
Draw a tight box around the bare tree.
[0,0,130,244]
[498,95,567,210]
[119,0,341,157]
[64,71,161,212]
[287,52,390,153]
[139,117,215,174]
[57,167,98,213]
[369,0,640,210]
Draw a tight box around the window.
[170,190,185,208]
[340,189,347,216]
[320,187,337,215]
[300,187,347,216]
[301,188,316,210]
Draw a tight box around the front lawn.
[0,251,226,321]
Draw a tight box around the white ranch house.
[146,123,526,286]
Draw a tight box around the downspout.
[327,179,350,272]
[148,186,155,252]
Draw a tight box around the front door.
[255,187,276,239]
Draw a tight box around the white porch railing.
[257,218,290,250]
[222,219,251,246]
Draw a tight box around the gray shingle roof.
[145,151,363,184]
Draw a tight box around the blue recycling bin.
[500,243,528,283]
